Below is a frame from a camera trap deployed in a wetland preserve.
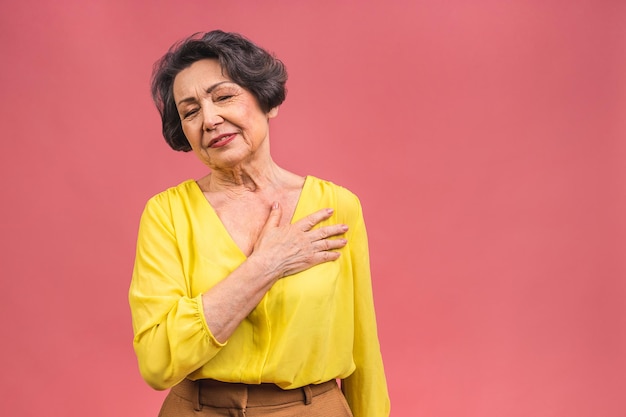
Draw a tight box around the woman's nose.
[202,104,223,131]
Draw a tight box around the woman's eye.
[216,95,233,102]
[183,109,198,119]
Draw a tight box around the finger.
[313,238,348,251]
[260,201,282,231]
[295,208,334,231]
[311,249,342,263]
[310,224,349,241]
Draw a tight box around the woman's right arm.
[129,198,346,390]
[201,201,348,343]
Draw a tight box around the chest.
[205,192,300,256]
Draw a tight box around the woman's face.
[172,58,278,170]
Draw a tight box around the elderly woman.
[129,30,389,417]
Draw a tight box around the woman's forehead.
[173,59,233,101]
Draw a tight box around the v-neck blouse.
[129,176,389,417]
[191,175,311,259]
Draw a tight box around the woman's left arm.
[341,195,391,417]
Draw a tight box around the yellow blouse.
[129,176,390,417]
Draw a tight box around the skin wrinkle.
[175,81,232,107]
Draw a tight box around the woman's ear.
[267,106,279,119]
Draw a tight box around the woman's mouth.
[208,133,236,148]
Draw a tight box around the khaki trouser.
[158,378,354,417]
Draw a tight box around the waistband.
[172,378,338,410]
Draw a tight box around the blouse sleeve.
[341,195,391,417]
[128,194,225,390]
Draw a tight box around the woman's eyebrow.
[176,81,233,106]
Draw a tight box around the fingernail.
[273,202,279,209]
[341,225,349,232]
[326,208,334,214]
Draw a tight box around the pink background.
[1,1,625,416]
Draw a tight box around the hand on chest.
[209,193,299,257]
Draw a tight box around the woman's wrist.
[244,253,282,287]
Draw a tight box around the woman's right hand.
[251,202,348,280]
[201,202,348,343]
